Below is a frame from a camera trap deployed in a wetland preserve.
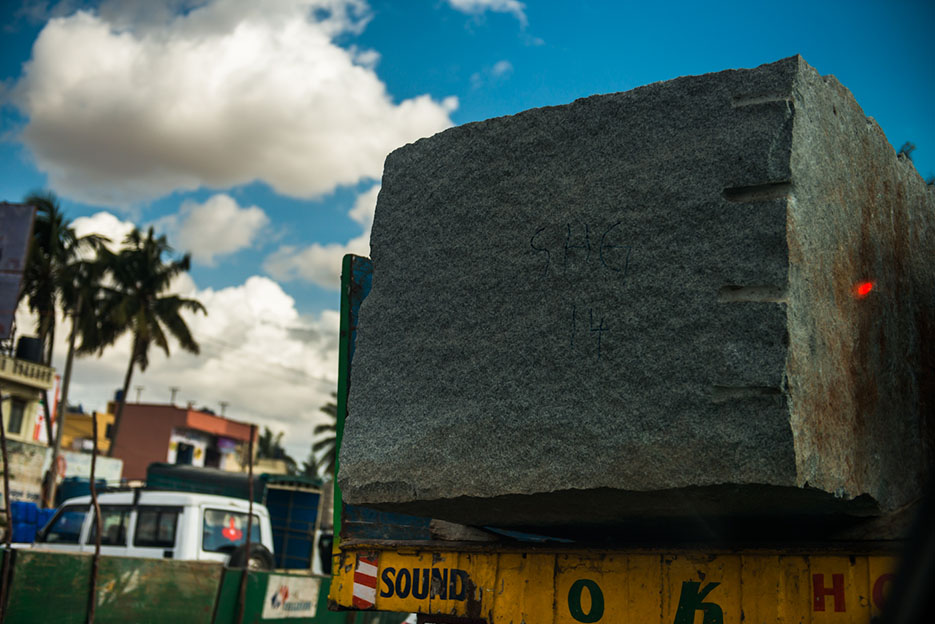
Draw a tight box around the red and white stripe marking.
[352,554,379,609]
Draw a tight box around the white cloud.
[20,209,344,465]
[470,59,514,90]
[14,0,456,206]
[157,194,269,265]
[263,184,377,288]
[447,0,527,26]
[71,211,136,250]
[491,59,513,77]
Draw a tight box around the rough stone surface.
[339,56,934,529]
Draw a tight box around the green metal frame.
[333,254,355,548]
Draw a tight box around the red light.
[855,281,874,298]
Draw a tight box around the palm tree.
[42,253,113,506]
[18,192,108,505]
[86,227,206,457]
[19,191,73,365]
[256,427,298,474]
[312,393,338,479]
[18,191,103,445]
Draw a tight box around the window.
[39,505,89,543]
[175,442,194,465]
[87,506,131,546]
[202,509,261,553]
[134,507,181,548]
[7,398,26,435]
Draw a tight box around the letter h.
[813,573,846,612]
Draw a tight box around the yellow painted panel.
[867,556,898,618]
[664,553,742,624]
[331,546,899,624]
[810,555,871,623]
[492,553,555,624]
[741,554,781,624]
[376,550,433,613]
[554,554,629,624]
[493,553,555,624]
[458,551,499,621]
[427,550,473,616]
[846,556,872,619]
[327,546,357,607]
[776,555,811,624]
[625,554,662,624]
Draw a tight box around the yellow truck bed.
[330,541,898,623]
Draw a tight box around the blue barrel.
[11,523,37,543]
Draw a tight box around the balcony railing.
[0,352,54,390]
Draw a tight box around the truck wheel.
[227,544,274,570]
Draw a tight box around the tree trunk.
[43,320,55,371]
[40,388,55,508]
[47,308,79,507]
[107,339,137,458]
[86,411,101,623]
[39,310,55,458]
[41,390,54,449]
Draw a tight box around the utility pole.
[220,401,229,417]
[134,385,144,403]
[170,387,179,405]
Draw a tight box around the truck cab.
[33,490,275,569]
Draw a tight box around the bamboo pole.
[235,424,256,624]
[86,411,101,624]
[0,382,13,621]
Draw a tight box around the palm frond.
[313,422,336,436]
[312,438,334,454]
[316,446,335,478]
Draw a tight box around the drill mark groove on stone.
[722,181,792,203]
[717,286,787,304]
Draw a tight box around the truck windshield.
[39,505,90,543]
[202,509,261,553]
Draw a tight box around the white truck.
[32,490,276,569]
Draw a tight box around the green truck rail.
[1,547,409,623]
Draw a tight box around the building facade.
[0,350,54,443]
[109,403,256,480]
[61,409,115,454]
[0,349,55,506]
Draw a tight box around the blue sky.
[1,0,932,461]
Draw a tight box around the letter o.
[568,579,605,623]
[395,568,411,599]
[872,573,894,609]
